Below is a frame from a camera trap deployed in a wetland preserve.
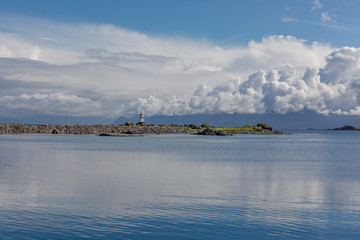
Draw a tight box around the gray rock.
[256,123,273,131]
[197,128,233,136]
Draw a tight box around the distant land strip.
[0,123,284,135]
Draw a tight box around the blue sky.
[1,0,359,46]
[1,0,360,127]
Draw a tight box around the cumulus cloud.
[1,15,358,119]
[114,47,360,117]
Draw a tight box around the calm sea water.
[0,131,359,239]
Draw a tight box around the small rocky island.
[328,125,360,130]
[0,123,284,135]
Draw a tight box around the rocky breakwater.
[0,124,190,135]
[0,123,285,135]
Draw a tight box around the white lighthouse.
[139,112,145,123]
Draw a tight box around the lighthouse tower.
[139,112,145,124]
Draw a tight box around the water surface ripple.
[0,132,359,239]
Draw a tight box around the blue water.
[0,132,359,239]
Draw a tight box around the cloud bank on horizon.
[117,46,360,117]
[0,14,360,120]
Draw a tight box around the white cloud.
[0,33,83,65]
[312,0,323,10]
[3,15,360,119]
[0,93,103,116]
[114,47,360,117]
[321,12,332,23]
[282,17,299,23]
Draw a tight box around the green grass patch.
[212,125,258,133]
[168,125,200,133]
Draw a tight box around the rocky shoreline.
[0,124,189,135]
[0,123,285,135]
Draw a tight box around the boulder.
[256,123,273,131]
[198,128,216,135]
[215,130,233,136]
[197,128,233,136]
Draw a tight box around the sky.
[1,0,360,127]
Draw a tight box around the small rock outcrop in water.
[329,125,359,130]
[197,128,233,136]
